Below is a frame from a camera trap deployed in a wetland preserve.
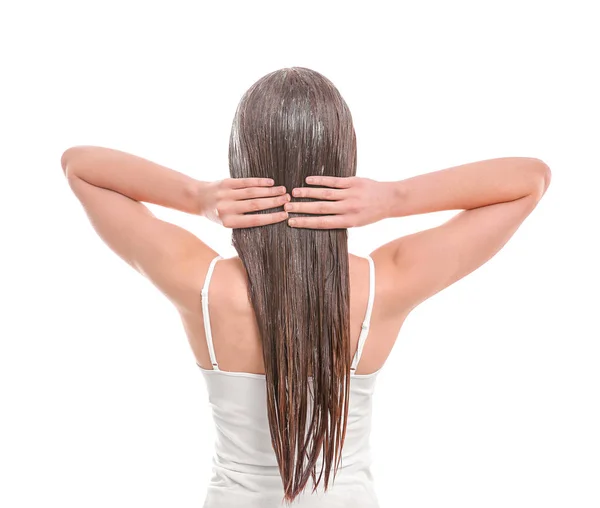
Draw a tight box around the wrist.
[382,180,407,219]
[189,179,211,216]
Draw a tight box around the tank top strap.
[201,255,223,370]
[350,255,376,373]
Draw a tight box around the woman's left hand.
[198,178,291,228]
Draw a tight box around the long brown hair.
[229,67,357,503]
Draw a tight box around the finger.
[287,215,353,229]
[228,177,275,189]
[233,193,291,214]
[231,185,287,199]
[305,175,353,188]
[291,187,348,200]
[284,200,343,215]
[231,211,289,228]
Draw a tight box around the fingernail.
[288,219,296,226]
[286,194,291,201]
[306,177,314,183]
[284,203,291,211]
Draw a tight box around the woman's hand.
[285,176,393,229]
[198,178,290,228]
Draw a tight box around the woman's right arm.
[287,157,551,316]
[388,157,550,217]
[374,157,551,316]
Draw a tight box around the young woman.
[60,67,551,507]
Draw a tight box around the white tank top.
[197,255,382,507]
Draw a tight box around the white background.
[1,1,598,507]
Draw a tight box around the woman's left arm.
[61,145,289,311]
[61,145,205,215]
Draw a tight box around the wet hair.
[229,67,357,503]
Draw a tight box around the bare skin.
[61,148,551,375]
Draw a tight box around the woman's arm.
[61,145,205,214]
[60,145,289,311]
[285,156,551,320]
[61,145,291,225]
[285,157,551,228]
[376,157,551,316]
[389,157,551,217]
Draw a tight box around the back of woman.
[189,253,384,507]
[61,66,551,507]
[189,67,390,506]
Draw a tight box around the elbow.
[60,145,92,178]
[60,147,78,177]
[524,157,552,201]
[540,160,552,194]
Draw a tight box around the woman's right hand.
[285,175,395,229]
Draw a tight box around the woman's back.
[187,253,387,507]
[185,253,403,377]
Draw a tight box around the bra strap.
[350,255,376,373]
[201,255,223,370]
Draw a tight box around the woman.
[60,67,551,507]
